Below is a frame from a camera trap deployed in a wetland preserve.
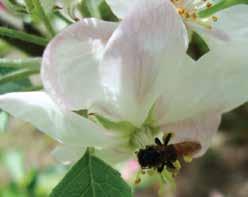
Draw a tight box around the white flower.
[0,0,248,164]
[106,0,248,42]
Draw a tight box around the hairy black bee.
[137,133,201,172]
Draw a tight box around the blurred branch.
[0,27,48,46]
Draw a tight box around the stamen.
[171,0,219,30]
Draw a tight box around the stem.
[0,58,41,69]
[0,68,39,85]
[32,0,56,37]
[0,27,48,46]
[198,0,248,18]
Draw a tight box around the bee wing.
[174,141,201,156]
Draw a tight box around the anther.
[191,13,197,20]
[177,8,185,15]
[184,12,190,19]
[212,16,218,22]
[207,2,212,8]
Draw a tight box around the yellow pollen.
[172,0,219,30]
[177,8,185,15]
[184,12,190,19]
[212,16,218,22]
[207,2,212,8]
[191,13,197,20]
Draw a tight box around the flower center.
[129,126,159,149]
[171,0,218,29]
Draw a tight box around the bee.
[136,133,201,173]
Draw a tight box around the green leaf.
[98,0,118,21]
[0,111,8,133]
[0,58,41,69]
[50,149,132,197]
[0,67,34,94]
[0,68,39,86]
[0,27,49,46]
[198,0,248,18]
[31,0,56,37]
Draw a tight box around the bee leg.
[157,165,165,173]
[166,161,176,170]
[163,133,173,145]
[155,137,162,145]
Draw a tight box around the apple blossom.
[0,0,248,166]
[106,0,248,44]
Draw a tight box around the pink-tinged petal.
[154,40,248,127]
[105,0,134,19]
[0,92,114,148]
[42,18,117,111]
[161,112,222,156]
[120,160,139,181]
[0,2,5,10]
[101,0,188,126]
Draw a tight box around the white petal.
[52,145,86,165]
[197,5,248,47]
[155,40,248,125]
[186,21,230,42]
[101,0,188,126]
[105,0,134,19]
[214,5,248,40]
[161,112,221,156]
[0,91,113,147]
[42,18,117,111]
[52,145,130,164]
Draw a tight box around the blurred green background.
[0,1,248,197]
